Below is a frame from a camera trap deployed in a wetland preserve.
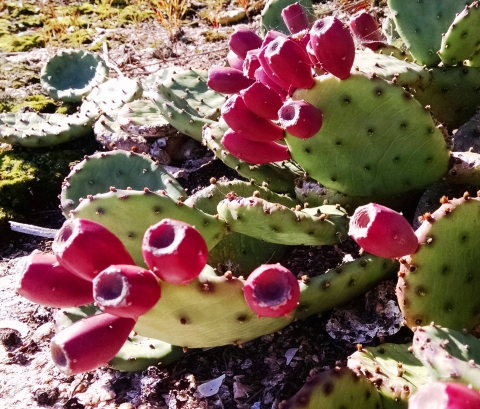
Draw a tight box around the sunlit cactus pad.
[40,50,109,103]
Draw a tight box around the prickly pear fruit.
[17,253,93,308]
[221,128,291,164]
[243,264,300,317]
[227,50,244,70]
[349,203,418,258]
[243,49,261,79]
[258,46,293,91]
[349,11,385,51]
[142,219,208,285]
[278,99,322,139]
[254,66,288,100]
[229,26,263,59]
[310,16,355,79]
[409,382,480,409]
[221,94,285,142]
[282,2,311,34]
[207,66,254,94]
[264,36,314,91]
[93,265,161,318]
[50,313,136,375]
[240,81,284,120]
[52,218,135,282]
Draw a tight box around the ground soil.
[0,1,410,408]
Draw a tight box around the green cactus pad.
[413,65,480,130]
[203,123,297,195]
[0,111,93,147]
[397,196,480,331]
[134,264,293,348]
[60,150,187,216]
[71,189,227,266]
[117,99,171,137]
[439,2,480,66]
[80,77,143,118]
[295,255,398,320]
[412,325,480,390]
[217,196,348,246]
[278,367,383,409]
[286,73,450,197]
[54,305,183,372]
[374,44,414,62]
[387,0,467,66]
[40,50,109,103]
[148,68,225,120]
[466,49,480,66]
[355,49,431,89]
[261,0,314,36]
[185,180,296,275]
[348,343,432,409]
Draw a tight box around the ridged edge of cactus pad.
[40,50,109,103]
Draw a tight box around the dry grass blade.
[149,0,189,42]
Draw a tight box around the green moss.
[15,14,43,29]
[118,5,153,25]
[11,95,58,114]
[0,18,14,36]
[61,28,94,46]
[7,2,39,18]
[203,30,227,42]
[0,33,44,52]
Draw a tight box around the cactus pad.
[261,0,313,36]
[0,112,93,147]
[134,265,293,348]
[387,0,467,66]
[60,150,187,216]
[439,2,480,66]
[286,73,449,197]
[117,99,171,137]
[348,343,432,409]
[71,189,227,266]
[279,367,383,409]
[412,325,480,390]
[397,196,480,331]
[217,196,348,246]
[40,50,108,103]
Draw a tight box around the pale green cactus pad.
[40,50,109,103]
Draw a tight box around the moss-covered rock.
[11,95,58,113]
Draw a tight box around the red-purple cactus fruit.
[243,49,261,79]
[16,253,93,308]
[261,30,287,47]
[258,46,292,92]
[207,66,255,94]
[254,67,288,101]
[349,203,418,259]
[222,128,291,164]
[227,50,244,70]
[50,313,136,375]
[309,16,355,80]
[93,265,161,318]
[243,264,300,317]
[281,2,311,34]
[264,37,314,91]
[240,82,284,120]
[349,11,386,51]
[221,94,285,142]
[142,218,208,285]
[229,26,263,59]
[278,99,323,139]
[408,382,480,409]
[52,218,135,281]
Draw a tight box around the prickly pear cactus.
[55,305,184,372]
[134,265,293,348]
[278,367,383,409]
[439,1,480,66]
[397,196,480,331]
[411,325,480,390]
[60,150,187,216]
[40,50,109,103]
[0,112,94,147]
[117,99,171,137]
[387,0,467,66]
[286,73,450,197]
[348,343,432,409]
[71,189,227,266]
[261,0,314,35]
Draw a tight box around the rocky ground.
[0,1,409,408]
